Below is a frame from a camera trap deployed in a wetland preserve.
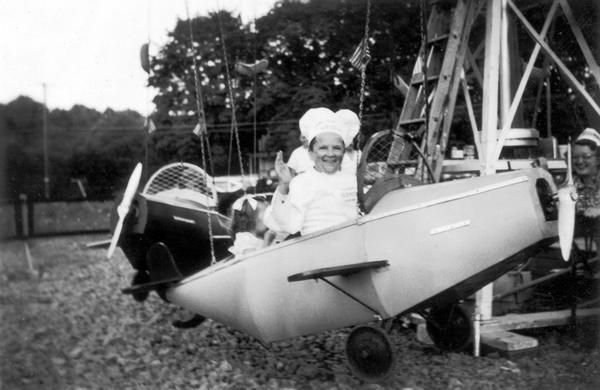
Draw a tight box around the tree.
[148,0,422,171]
[0,96,146,200]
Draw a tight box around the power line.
[25,113,391,133]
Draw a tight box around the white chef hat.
[334,109,360,146]
[576,128,600,147]
[298,107,334,138]
[307,117,346,146]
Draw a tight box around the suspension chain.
[356,0,372,216]
[185,0,217,265]
[357,0,372,146]
[420,0,430,183]
[216,1,246,184]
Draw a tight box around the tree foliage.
[148,0,422,173]
[2,0,598,200]
[1,96,144,200]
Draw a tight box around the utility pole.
[42,83,49,199]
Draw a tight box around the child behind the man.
[228,194,275,257]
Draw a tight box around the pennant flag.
[140,43,150,74]
[192,123,205,137]
[393,74,409,97]
[349,36,371,70]
[235,59,269,77]
[145,117,156,134]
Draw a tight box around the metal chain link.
[356,0,372,216]
[185,0,216,265]
[216,1,246,184]
[418,0,431,183]
[357,0,371,147]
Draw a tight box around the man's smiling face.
[310,132,345,174]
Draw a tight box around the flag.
[145,117,156,134]
[393,74,409,97]
[192,123,205,137]
[140,43,150,74]
[235,59,269,76]
[349,36,371,70]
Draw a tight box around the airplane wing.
[287,260,390,318]
[287,260,389,282]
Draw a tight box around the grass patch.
[33,201,113,234]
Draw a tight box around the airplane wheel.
[424,304,472,352]
[346,325,395,382]
[131,271,150,302]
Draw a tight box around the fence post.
[27,197,34,237]
[19,193,28,237]
[19,193,36,274]
[14,197,22,238]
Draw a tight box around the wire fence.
[0,196,113,241]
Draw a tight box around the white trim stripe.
[359,176,529,225]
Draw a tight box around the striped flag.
[140,43,150,74]
[192,123,205,137]
[349,36,371,70]
[145,117,156,134]
[393,74,409,96]
[235,59,269,76]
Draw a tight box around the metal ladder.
[388,0,480,182]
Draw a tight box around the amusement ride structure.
[108,0,600,382]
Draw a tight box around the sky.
[0,0,279,115]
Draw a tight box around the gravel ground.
[1,235,599,389]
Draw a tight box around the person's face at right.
[573,144,598,177]
[310,132,345,174]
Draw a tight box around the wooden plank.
[465,49,484,88]
[481,330,538,351]
[433,0,480,180]
[500,0,511,126]
[480,0,502,175]
[390,3,452,165]
[508,13,526,128]
[425,0,469,153]
[475,0,503,323]
[481,307,600,332]
[461,69,482,156]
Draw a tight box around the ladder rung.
[411,74,440,86]
[427,34,449,45]
[398,118,425,126]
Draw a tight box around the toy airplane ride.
[161,167,559,379]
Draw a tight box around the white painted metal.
[492,0,560,161]
[500,0,511,127]
[507,0,600,120]
[107,163,142,259]
[480,0,502,176]
[460,68,481,155]
[558,143,576,260]
[477,0,504,322]
[167,169,557,343]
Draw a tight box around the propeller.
[557,143,577,261]
[107,163,143,259]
